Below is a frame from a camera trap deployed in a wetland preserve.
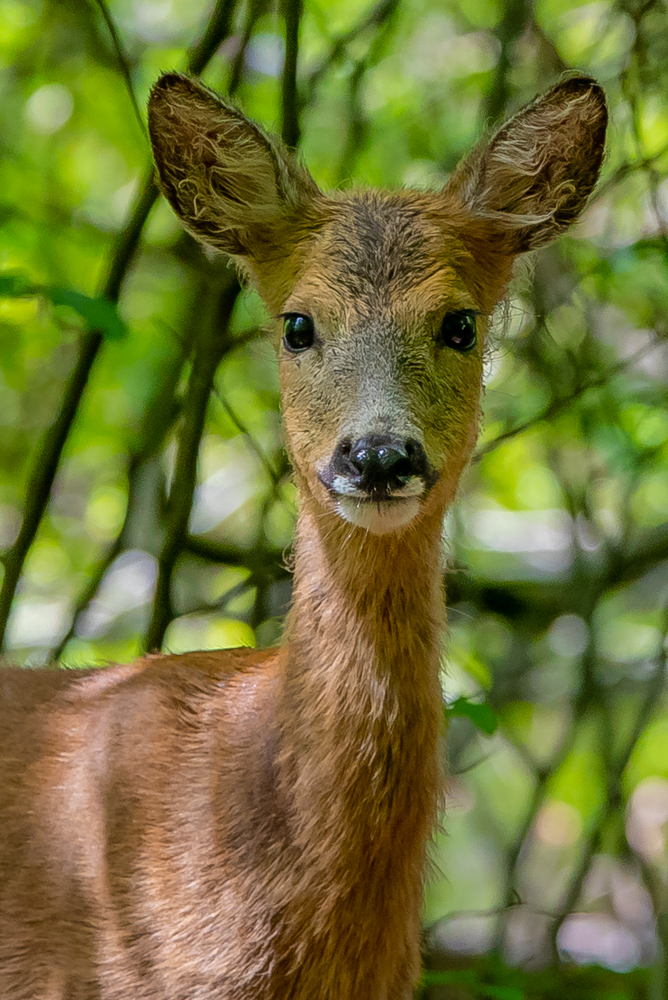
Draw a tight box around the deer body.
[1,514,442,998]
[0,75,606,998]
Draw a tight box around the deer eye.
[439,310,477,353]
[283,314,315,352]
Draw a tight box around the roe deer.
[0,74,606,999]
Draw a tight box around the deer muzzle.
[318,434,437,534]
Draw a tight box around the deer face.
[275,194,485,534]
[148,74,606,536]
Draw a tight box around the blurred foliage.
[2,0,668,994]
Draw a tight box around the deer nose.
[350,437,411,480]
[335,434,429,493]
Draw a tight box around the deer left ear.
[148,73,322,261]
[445,75,607,253]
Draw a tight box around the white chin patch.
[336,497,421,535]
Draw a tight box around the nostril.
[404,438,429,479]
[337,438,352,458]
[374,443,409,474]
[349,436,416,484]
[351,444,377,472]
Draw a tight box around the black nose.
[332,434,430,495]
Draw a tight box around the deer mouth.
[318,467,435,534]
[317,434,438,533]
[319,472,429,532]
[323,473,427,503]
[331,493,423,534]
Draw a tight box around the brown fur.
[0,74,606,998]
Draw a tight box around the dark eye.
[283,314,315,352]
[439,310,477,353]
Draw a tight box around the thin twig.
[337,62,368,182]
[595,145,668,199]
[474,337,666,462]
[480,0,529,126]
[185,534,276,568]
[213,386,281,486]
[174,556,289,622]
[335,4,401,184]
[450,751,493,777]
[227,0,269,96]
[492,713,581,955]
[0,331,100,650]
[301,0,400,110]
[53,529,125,664]
[91,0,146,136]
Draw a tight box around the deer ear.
[148,73,321,259]
[446,76,607,252]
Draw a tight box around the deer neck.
[279,499,446,874]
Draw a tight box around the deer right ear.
[148,74,321,259]
[446,75,607,253]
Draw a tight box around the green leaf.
[0,272,34,297]
[446,696,498,735]
[48,288,127,340]
[0,272,127,340]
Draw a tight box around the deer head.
[148,74,606,536]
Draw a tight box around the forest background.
[2,0,668,995]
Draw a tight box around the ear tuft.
[148,73,321,258]
[447,75,607,252]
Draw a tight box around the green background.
[2,0,668,994]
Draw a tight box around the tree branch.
[548,603,668,953]
[281,0,303,148]
[52,379,183,663]
[0,0,240,652]
[145,275,241,651]
[187,0,238,75]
